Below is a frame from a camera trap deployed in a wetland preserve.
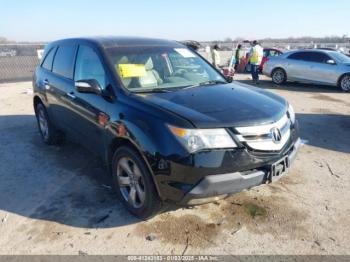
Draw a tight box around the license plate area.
[268,156,290,182]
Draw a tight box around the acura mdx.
[33,37,300,218]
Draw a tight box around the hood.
[135,82,287,128]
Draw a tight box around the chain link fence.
[0,44,45,83]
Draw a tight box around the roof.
[285,49,338,54]
[48,36,184,49]
[280,49,341,57]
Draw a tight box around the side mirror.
[225,76,233,83]
[75,79,102,95]
[326,59,336,65]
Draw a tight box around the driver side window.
[74,45,106,89]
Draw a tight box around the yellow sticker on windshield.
[118,64,146,78]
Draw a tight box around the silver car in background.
[263,49,350,91]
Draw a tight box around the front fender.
[105,115,188,168]
[104,102,190,200]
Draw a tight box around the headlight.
[288,103,295,124]
[168,125,237,153]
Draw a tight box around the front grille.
[234,114,291,151]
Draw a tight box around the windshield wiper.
[132,80,227,93]
[183,80,228,89]
[132,88,173,93]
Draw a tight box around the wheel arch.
[33,95,43,111]
[271,67,287,78]
[337,72,350,87]
[106,137,162,199]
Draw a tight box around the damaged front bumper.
[179,138,301,205]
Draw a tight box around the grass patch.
[245,203,267,218]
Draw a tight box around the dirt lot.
[0,75,349,255]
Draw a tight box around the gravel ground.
[0,75,349,255]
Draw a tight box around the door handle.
[66,92,76,99]
[43,79,50,90]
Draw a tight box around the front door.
[68,44,110,156]
[304,52,339,84]
[285,51,313,82]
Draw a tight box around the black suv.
[33,37,300,219]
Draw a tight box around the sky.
[0,0,348,42]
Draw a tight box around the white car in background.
[263,49,350,92]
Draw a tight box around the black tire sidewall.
[35,103,52,144]
[111,146,161,219]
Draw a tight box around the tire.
[339,74,350,92]
[111,146,162,219]
[271,68,287,85]
[35,103,62,145]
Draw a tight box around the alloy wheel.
[116,157,146,208]
[273,70,285,84]
[341,75,350,91]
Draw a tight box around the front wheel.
[111,146,162,219]
[339,74,350,92]
[271,68,287,85]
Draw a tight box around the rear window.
[288,51,331,63]
[52,45,77,79]
[288,52,308,60]
[41,47,57,71]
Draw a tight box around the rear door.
[36,46,57,117]
[49,44,78,133]
[285,52,313,81]
[68,44,109,156]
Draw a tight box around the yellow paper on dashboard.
[118,64,146,78]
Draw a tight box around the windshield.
[105,46,226,92]
[331,51,350,63]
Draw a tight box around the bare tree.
[0,37,8,43]
[224,37,233,43]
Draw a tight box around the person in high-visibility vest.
[229,44,241,73]
[249,40,264,84]
[234,44,242,71]
[211,44,221,69]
